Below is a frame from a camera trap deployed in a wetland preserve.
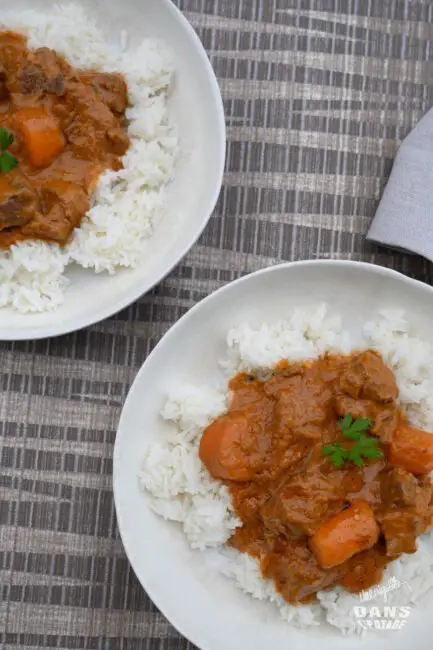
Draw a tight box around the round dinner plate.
[0,0,225,340]
[114,260,433,650]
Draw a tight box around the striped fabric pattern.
[1,1,433,648]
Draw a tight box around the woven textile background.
[2,1,433,649]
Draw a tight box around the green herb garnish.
[0,128,18,174]
[322,414,384,468]
[322,443,348,468]
[340,413,372,438]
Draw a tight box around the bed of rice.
[139,306,433,635]
[0,4,176,313]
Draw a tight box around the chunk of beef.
[0,63,8,100]
[261,473,346,537]
[22,212,68,242]
[334,393,398,442]
[21,180,89,244]
[381,468,419,507]
[64,116,98,159]
[334,394,371,421]
[379,509,421,556]
[263,538,340,603]
[378,473,433,556]
[18,47,65,96]
[80,72,128,113]
[340,351,398,402]
[51,102,75,130]
[106,127,129,156]
[371,407,399,443]
[263,364,305,396]
[64,84,121,159]
[0,174,39,231]
[0,31,28,76]
[42,180,89,227]
[340,546,388,593]
[275,374,331,433]
[419,475,433,506]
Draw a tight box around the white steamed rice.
[0,4,177,313]
[139,305,433,634]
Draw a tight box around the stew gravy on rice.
[0,5,176,314]
[199,351,433,604]
[0,30,129,248]
[139,308,433,633]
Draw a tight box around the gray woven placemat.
[1,1,433,649]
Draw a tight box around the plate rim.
[0,0,226,341]
[113,259,433,650]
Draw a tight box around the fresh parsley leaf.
[323,414,383,469]
[343,429,363,441]
[348,448,364,467]
[340,413,353,430]
[357,434,378,447]
[0,128,14,151]
[321,443,350,467]
[341,414,372,439]
[0,152,18,174]
[349,418,372,433]
[332,450,349,468]
[0,128,18,175]
[361,446,384,460]
[322,445,337,456]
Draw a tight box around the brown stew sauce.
[0,30,129,248]
[200,351,433,604]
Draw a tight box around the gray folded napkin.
[367,108,433,261]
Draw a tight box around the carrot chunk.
[199,414,253,481]
[309,500,379,569]
[389,424,433,475]
[14,107,65,168]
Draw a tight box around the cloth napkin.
[367,108,433,261]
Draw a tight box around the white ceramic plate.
[114,261,433,650]
[0,0,225,340]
